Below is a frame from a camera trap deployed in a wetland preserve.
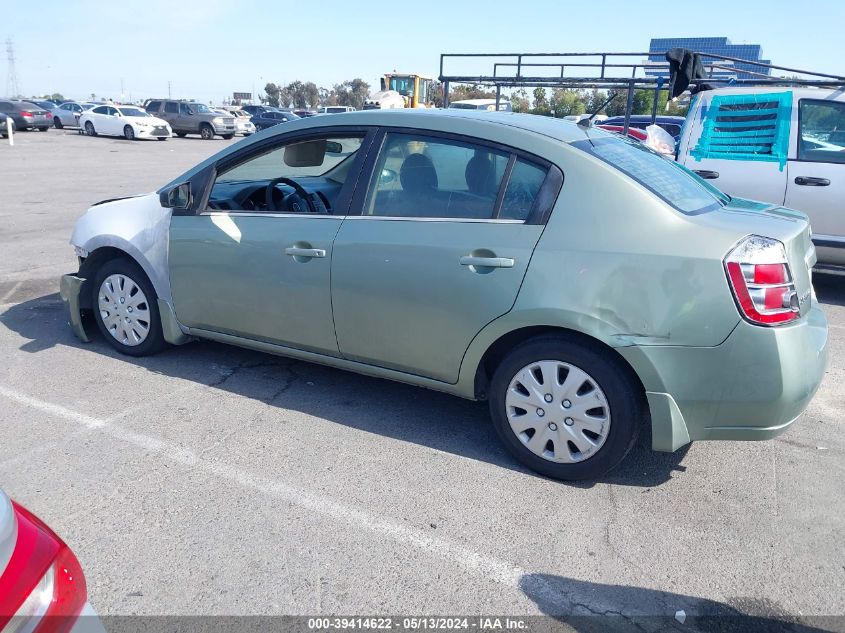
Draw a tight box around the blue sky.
[4,0,843,103]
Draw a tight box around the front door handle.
[794,176,830,187]
[285,247,326,258]
[460,255,515,268]
[693,170,720,180]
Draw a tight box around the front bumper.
[59,274,90,343]
[620,303,828,451]
[212,123,236,134]
[136,125,171,139]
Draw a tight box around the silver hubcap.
[505,360,611,463]
[98,274,150,346]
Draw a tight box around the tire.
[38,127,49,132]
[175,132,187,138]
[221,134,234,140]
[199,124,214,140]
[91,257,167,357]
[488,335,643,481]
[123,125,135,141]
[156,137,167,141]
[54,117,63,129]
[84,121,96,136]
[254,124,264,132]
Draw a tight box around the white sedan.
[79,105,171,141]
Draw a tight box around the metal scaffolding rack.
[438,51,845,133]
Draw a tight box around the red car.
[0,491,102,633]
[596,124,648,141]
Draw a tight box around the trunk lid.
[696,197,815,318]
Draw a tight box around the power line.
[6,38,19,98]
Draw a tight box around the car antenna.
[578,91,618,128]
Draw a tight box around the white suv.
[677,86,845,267]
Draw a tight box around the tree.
[550,88,586,118]
[531,87,550,115]
[333,78,370,110]
[450,84,495,101]
[510,89,530,113]
[263,82,281,108]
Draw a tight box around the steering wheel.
[265,177,318,213]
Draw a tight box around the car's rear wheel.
[54,117,63,129]
[38,127,48,132]
[92,258,167,357]
[200,124,214,140]
[84,121,96,136]
[175,131,187,137]
[489,336,642,481]
[123,125,135,141]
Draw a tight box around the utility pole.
[6,38,20,98]
[120,77,125,102]
[168,81,172,99]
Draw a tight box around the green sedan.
[61,109,828,480]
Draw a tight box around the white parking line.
[0,281,22,304]
[0,384,562,602]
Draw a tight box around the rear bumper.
[621,302,828,450]
[69,602,106,633]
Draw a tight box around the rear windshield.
[572,136,725,215]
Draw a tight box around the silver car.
[52,102,97,129]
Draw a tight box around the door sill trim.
[188,328,468,398]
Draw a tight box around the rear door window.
[165,102,179,114]
[364,132,551,221]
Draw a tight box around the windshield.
[388,76,414,96]
[118,107,149,117]
[572,136,725,215]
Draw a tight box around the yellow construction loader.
[363,73,434,109]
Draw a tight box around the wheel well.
[473,326,647,403]
[77,247,138,309]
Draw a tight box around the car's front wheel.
[199,124,214,140]
[92,258,167,357]
[123,125,135,141]
[489,336,643,481]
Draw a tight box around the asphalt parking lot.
[1,130,843,630]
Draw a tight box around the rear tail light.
[724,235,800,325]
[19,111,33,118]
[0,504,87,633]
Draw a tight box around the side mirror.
[159,182,191,209]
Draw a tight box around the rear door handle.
[693,170,720,179]
[794,176,830,186]
[285,247,326,258]
[460,255,515,268]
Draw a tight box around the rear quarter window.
[573,136,724,215]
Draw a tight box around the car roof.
[300,109,595,142]
[162,109,607,191]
